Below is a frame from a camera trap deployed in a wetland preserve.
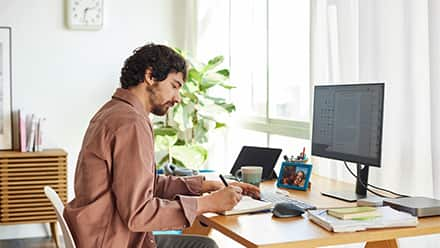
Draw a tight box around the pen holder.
[289,158,309,164]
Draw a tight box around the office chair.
[44,186,77,248]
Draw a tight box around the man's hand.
[230,181,260,199]
[201,179,260,199]
[197,186,242,214]
[201,180,224,193]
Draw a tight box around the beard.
[147,84,176,116]
[151,104,170,116]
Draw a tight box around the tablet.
[229,146,282,181]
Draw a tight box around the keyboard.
[261,191,317,211]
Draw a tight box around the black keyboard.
[261,191,317,211]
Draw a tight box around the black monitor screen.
[311,83,384,167]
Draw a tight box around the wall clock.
[66,0,103,30]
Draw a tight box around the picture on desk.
[277,162,312,191]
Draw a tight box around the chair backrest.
[44,186,77,248]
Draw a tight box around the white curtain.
[179,0,230,61]
[312,0,440,247]
[181,0,199,56]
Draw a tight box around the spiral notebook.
[218,196,273,216]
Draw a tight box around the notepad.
[328,207,380,220]
[218,196,273,216]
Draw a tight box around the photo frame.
[277,162,312,191]
[0,27,12,150]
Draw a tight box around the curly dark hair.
[120,43,187,89]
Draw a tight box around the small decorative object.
[66,0,104,30]
[283,147,308,163]
[277,162,312,191]
[0,27,12,150]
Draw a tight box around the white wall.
[0,0,185,239]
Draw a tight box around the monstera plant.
[153,50,236,169]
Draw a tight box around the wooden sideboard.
[0,149,67,246]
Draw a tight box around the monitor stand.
[321,163,369,202]
[321,191,368,202]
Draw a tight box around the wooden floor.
[0,230,243,248]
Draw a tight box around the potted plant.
[153,50,236,170]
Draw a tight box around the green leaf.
[194,121,209,143]
[205,71,227,83]
[200,79,219,91]
[219,103,236,113]
[181,81,199,103]
[215,122,226,128]
[172,104,194,131]
[173,47,183,54]
[157,155,170,168]
[188,68,202,84]
[219,83,236,89]
[154,134,178,152]
[202,56,224,73]
[216,69,230,78]
[197,104,230,123]
[208,56,223,65]
[183,80,199,93]
[170,144,208,169]
[154,127,178,136]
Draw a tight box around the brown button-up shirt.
[64,88,204,248]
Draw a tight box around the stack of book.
[308,206,418,232]
[14,110,46,152]
[327,207,381,220]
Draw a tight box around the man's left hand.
[229,181,260,199]
[201,180,260,199]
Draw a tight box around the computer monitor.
[311,82,384,202]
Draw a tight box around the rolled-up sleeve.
[155,175,204,199]
[111,120,200,231]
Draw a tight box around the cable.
[344,161,409,198]
[344,162,409,197]
[343,162,389,198]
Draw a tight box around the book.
[11,110,20,151]
[36,117,45,152]
[218,196,273,216]
[328,207,380,220]
[26,114,37,152]
[308,206,418,232]
[19,110,27,152]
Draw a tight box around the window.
[195,0,311,169]
[230,0,267,118]
[229,0,311,139]
[268,1,310,122]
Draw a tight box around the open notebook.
[218,196,273,216]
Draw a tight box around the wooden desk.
[184,174,440,248]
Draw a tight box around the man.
[64,43,260,248]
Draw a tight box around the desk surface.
[187,174,440,248]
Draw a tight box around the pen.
[219,174,229,187]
